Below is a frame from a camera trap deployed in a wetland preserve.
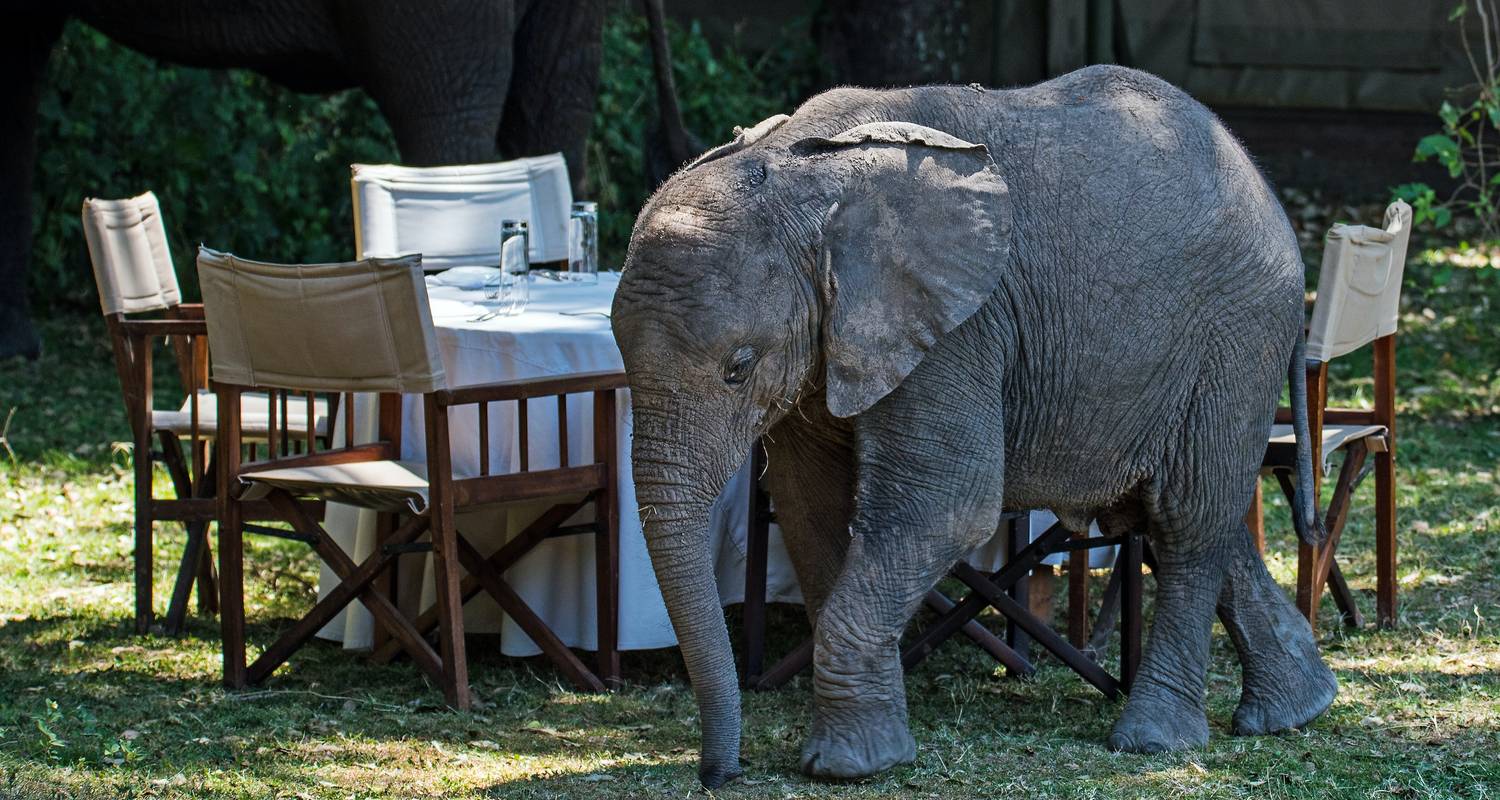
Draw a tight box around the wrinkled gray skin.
[611,65,1338,788]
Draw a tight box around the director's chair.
[198,249,625,706]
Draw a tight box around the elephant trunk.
[630,402,748,788]
[638,505,741,787]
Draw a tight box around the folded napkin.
[425,266,501,290]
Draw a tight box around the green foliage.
[1393,182,1454,228]
[587,13,819,265]
[31,22,400,309]
[28,12,818,310]
[1398,2,1500,239]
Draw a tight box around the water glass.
[500,219,530,315]
[568,201,599,284]
[482,269,504,301]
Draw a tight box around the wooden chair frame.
[1252,333,1398,631]
[105,305,338,635]
[741,439,1147,697]
[216,370,626,708]
[106,303,218,636]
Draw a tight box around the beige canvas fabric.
[238,460,430,513]
[196,248,447,394]
[1266,423,1388,473]
[350,155,573,268]
[1306,200,1412,363]
[151,390,329,441]
[81,191,181,315]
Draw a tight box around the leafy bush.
[31,22,399,308]
[1396,2,1500,238]
[588,13,818,264]
[28,12,818,310]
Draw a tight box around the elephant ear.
[795,122,1012,418]
[684,114,790,170]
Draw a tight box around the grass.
[1,233,1498,799]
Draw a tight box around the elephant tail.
[1288,331,1327,546]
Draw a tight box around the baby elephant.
[611,65,1337,787]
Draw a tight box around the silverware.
[559,310,610,318]
[467,308,503,322]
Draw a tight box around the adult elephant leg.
[1108,392,1250,753]
[801,346,1005,780]
[498,0,604,195]
[1107,509,1223,751]
[1217,525,1337,735]
[0,14,63,360]
[357,2,512,165]
[761,403,857,627]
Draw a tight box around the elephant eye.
[744,161,767,187]
[722,345,757,386]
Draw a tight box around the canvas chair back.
[82,191,181,315]
[1306,200,1412,363]
[350,155,572,268]
[196,248,447,394]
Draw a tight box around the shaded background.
[30,0,1464,311]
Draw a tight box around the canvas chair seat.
[151,391,330,441]
[1264,423,1387,471]
[237,460,430,513]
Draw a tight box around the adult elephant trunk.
[630,397,749,789]
[639,0,705,188]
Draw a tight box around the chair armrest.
[435,370,628,407]
[170,303,206,320]
[117,318,208,338]
[239,443,399,475]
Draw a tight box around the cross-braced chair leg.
[159,438,218,635]
[741,441,772,688]
[746,515,1148,696]
[594,389,622,688]
[1276,436,1378,633]
[365,495,616,694]
[424,400,471,709]
[133,389,155,634]
[220,491,463,703]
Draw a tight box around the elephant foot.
[1233,657,1337,736]
[1217,547,1339,737]
[698,761,743,790]
[1107,685,1209,754]
[799,711,916,780]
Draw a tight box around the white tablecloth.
[314,272,1110,657]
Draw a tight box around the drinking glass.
[568,201,599,284]
[482,269,504,301]
[500,219,530,315]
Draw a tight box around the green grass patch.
[0,240,1497,798]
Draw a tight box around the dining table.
[313,269,1110,658]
